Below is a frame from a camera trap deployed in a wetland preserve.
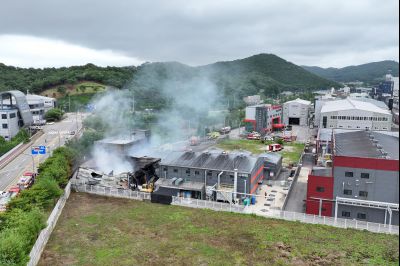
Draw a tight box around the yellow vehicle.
[139,176,157,193]
[207,131,220,139]
[140,183,154,193]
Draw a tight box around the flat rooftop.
[311,167,332,177]
[155,178,205,191]
[334,131,399,160]
[321,98,391,114]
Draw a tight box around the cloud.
[0,35,143,68]
[0,0,398,67]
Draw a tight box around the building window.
[1,114,6,119]
[345,172,353,177]
[207,171,212,176]
[316,186,325,192]
[343,189,352,195]
[195,171,200,175]
[357,213,366,219]
[185,169,190,174]
[173,169,178,173]
[342,211,351,217]
[360,173,369,179]
[359,191,368,197]
[2,124,7,129]
[163,167,167,172]
[10,113,16,118]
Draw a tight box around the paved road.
[284,166,310,212]
[0,113,86,191]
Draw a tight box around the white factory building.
[1,91,56,140]
[319,98,392,131]
[282,98,311,126]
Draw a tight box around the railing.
[171,195,398,235]
[172,196,245,213]
[262,209,399,235]
[27,181,72,266]
[71,180,151,201]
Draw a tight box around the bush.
[0,129,30,156]
[0,146,77,264]
[44,108,64,121]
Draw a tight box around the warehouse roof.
[321,98,390,114]
[334,131,399,160]
[284,98,311,105]
[159,150,259,173]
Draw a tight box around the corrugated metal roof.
[284,98,311,105]
[321,98,390,114]
[159,150,258,173]
[334,131,399,159]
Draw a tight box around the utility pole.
[68,95,71,113]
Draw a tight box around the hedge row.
[0,146,77,265]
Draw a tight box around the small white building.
[282,98,311,126]
[319,98,392,131]
[0,108,20,140]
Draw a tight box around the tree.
[44,108,64,121]
[57,86,67,96]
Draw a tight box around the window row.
[343,189,368,197]
[1,113,16,119]
[342,211,366,219]
[330,116,389,121]
[344,172,370,179]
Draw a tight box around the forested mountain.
[0,63,136,93]
[0,54,338,97]
[302,60,399,84]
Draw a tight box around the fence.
[71,180,151,201]
[171,195,398,235]
[27,181,72,266]
[261,209,399,235]
[172,196,245,213]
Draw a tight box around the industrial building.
[0,91,33,140]
[282,98,311,126]
[319,98,392,131]
[0,91,57,140]
[95,130,150,154]
[154,150,282,202]
[306,130,399,225]
[244,104,283,133]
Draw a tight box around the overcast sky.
[0,0,398,68]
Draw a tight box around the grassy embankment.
[40,81,107,112]
[217,139,304,165]
[40,192,399,266]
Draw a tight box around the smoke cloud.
[87,63,225,174]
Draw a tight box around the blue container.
[251,196,256,205]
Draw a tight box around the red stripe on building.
[334,156,399,171]
[250,182,259,194]
[250,166,264,184]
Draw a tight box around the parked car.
[247,132,261,140]
[266,143,283,152]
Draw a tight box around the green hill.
[302,60,399,84]
[0,63,136,93]
[129,54,340,109]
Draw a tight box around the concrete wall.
[336,205,399,225]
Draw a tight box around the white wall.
[0,110,20,140]
[320,110,392,131]
[283,102,310,126]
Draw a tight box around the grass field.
[39,192,399,266]
[217,139,304,165]
[40,81,107,99]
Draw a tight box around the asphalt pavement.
[0,113,86,191]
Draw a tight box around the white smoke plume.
[87,63,225,174]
